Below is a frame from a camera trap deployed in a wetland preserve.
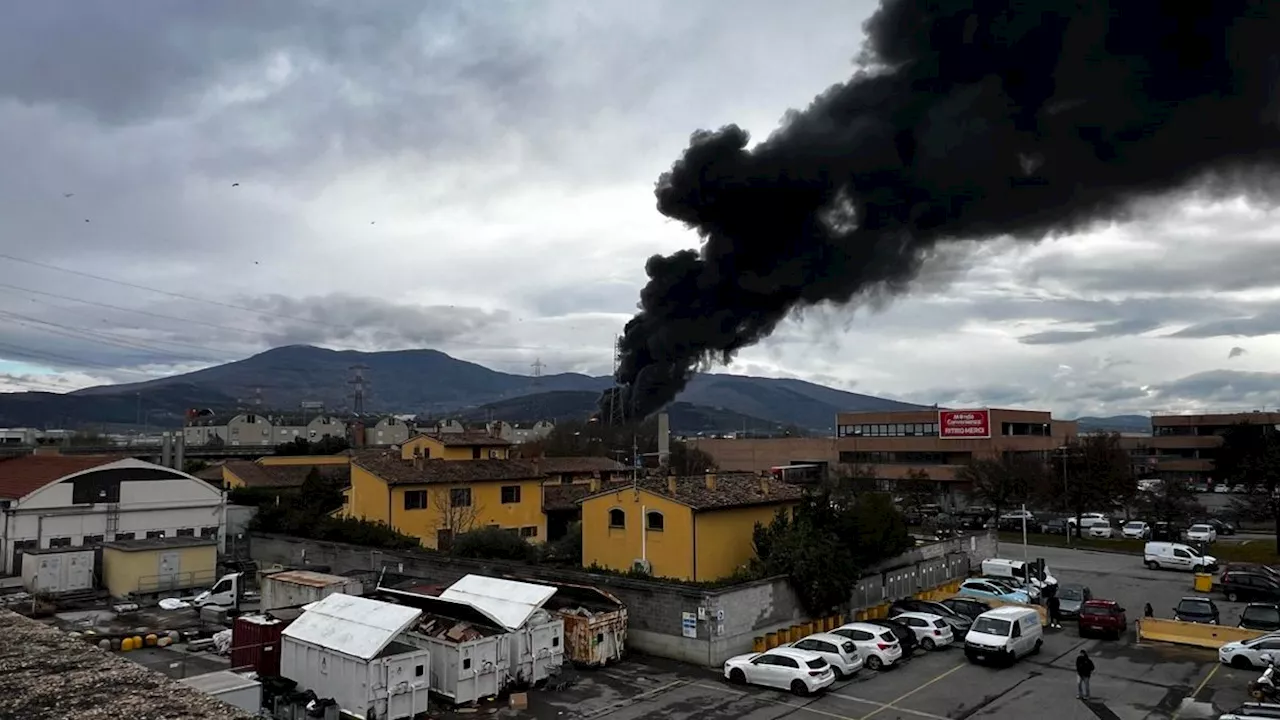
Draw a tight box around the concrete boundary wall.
[249,530,997,667]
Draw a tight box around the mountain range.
[0,345,1157,435]
[0,345,926,432]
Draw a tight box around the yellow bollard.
[791,624,805,640]
[777,627,790,643]
[753,636,766,653]
[120,637,133,652]
[765,632,778,649]
[837,613,846,625]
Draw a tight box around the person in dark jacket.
[1047,594,1062,629]
[1144,603,1154,618]
[1077,650,1095,700]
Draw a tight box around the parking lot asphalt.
[530,546,1261,720]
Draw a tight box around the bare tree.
[429,486,482,550]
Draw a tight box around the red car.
[1078,600,1128,639]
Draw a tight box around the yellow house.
[580,472,804,582]
[401,431,511,461]
[350,452,546,549]
[258,454,351,467]
[221,460,347,491]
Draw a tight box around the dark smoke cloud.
[605,0,1280,420]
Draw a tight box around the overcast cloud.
[2,1,1280,417]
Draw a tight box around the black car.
[940,596,993,621]
[1205,519,1237,536]
[1174,596,1221,624]
[1239,603,1280,632]
[1221,570,1280,603]
[1040,518,1069,536]
[888,598,974,638]
[864,618,918,656]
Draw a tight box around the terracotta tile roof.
[412,431,511,448]
[354,453,544,486]
[543,483,595,511]
[224,461,346,489]
[580,473,805,511]
[536,457,626,474]
[193,463,226,482]
[0,455,126,500]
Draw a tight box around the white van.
[1144,541,1219,572]
[963,606,1043,665]
[981,558,1058,593]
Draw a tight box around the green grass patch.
[996,531,1280,565]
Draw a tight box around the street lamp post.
[1058,446,1071,546]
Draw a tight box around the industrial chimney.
[657,412,670,468]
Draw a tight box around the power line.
[0,310,214,363]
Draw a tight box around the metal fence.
[848,548,972,611]
[136,570,218,595]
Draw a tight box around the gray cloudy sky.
[1,1,1278,418]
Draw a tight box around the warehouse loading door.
[36,556,62,592]
[158,551,180,590]
[65,553,92,591]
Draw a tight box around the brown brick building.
[692,408,1078,504]
[1148,411,1280,485]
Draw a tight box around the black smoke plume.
[604,0,1280,421]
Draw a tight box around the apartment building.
[1148,411,1280,485]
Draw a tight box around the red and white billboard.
[938,409,991,439]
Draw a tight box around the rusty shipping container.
[230,613,292,677]
[537,580,628,667]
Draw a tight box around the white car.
[1083,519,1114,539]
[723,646,835,695]
[788,632,864,678]
[1001,510,1035,522]
[1219,634,1280,669]
[1214,484,1232,493]
[1067,512,1108,528]
[1122,521,1151,539]
[890,611,954,650]
[830,622,905,670]
[1186,524,1218,543]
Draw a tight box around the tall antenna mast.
[530,357,544,423]
[606,336,626,427]
[348,364,369,414]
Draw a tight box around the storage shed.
[180,669,263,714]
[261,569,363,611]
[381,587,512,706]
[280,593,430,720]
[538,580,628,667]
[440,575,564,685]
[19,547,95,595]
[100,536,217,598]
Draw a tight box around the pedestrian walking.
[1144,602,1154,618]
[1076,649,1095,700]
[1047,594,1062,629]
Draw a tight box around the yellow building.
[349,452,546,549]
[401,431,511,461]
[101,536,218,598]
[580,472,804,582]
[258,454,351,467]
[221,460,347,491]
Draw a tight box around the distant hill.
[458,391,786,434]
[1075,415,1151,433]
[0,345,927,431]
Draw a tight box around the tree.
[297,467,344,516]
[1217,422,1280,552]
[522,417,717,474]
[1133,480,1200,528]
[751,487,911,615]
[957,455,1038,527]
[541,521,582,565]
[1061,433,1136,536]
[896,469,937,513]
[430,486,481,550]
[273,435,350,456]
[451,527,539,562]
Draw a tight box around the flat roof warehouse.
[0,609,252,720]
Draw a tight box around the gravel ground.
[0,609,252,720]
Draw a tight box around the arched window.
[608,508,626,528]
[646,511,664,531]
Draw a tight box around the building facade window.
[520,526,538,538]
[646,511,664,531]
[501,486,521,504]
[450,488,472,507]
[146,530,165,539]
[404,490,427,510]
[82,535,104,545]
[200,526,219,538]
[176,528,195,537]
[839,451,952,464]
[608,508,626,528]
[48,537,72,548]
[1001,422,1050,437]
[837,423,940,438]
[113,532,135,541]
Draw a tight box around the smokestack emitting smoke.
[602,0,1280,421]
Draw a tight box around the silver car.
[1055,584,1093,619]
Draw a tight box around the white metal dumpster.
[439,575,565,686]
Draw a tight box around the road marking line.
[692,683,858,720]
[1171,663,1220,720]
[694,681,950,720]
[828,691,951,720]
[859,663,965,720]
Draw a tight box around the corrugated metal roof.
[439,575,555,631]
[281,593,421,661]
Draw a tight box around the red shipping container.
[230,614,290,677]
